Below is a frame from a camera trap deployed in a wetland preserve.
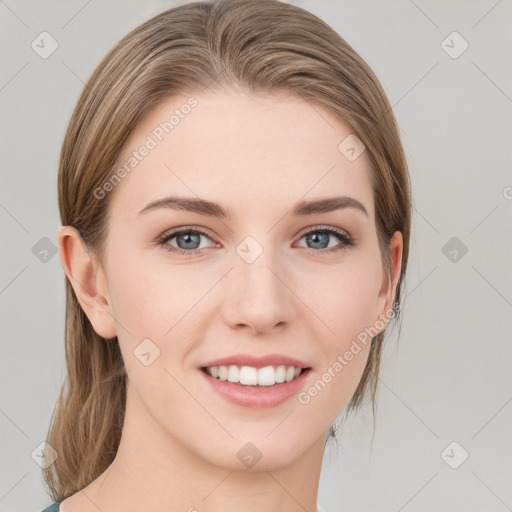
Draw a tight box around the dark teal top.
[41,501,60,511]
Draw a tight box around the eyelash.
[156,225,354,256]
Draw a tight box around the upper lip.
[201,353,310,369]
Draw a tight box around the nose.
[221,248,297,336]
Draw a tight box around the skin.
[58,89,402,512]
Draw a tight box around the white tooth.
[275,365,286,383]
[285,366,295,382]
[257,366,276,386]
[211,364,302,385]
[239,366,258,385]
[218,365,228,381]
[227,365,240,383]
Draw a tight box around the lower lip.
[199,368,312,408]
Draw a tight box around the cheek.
[295,254,381,410]
[297,268,376,423]
[298,255,383,346]
[107,250,189,336]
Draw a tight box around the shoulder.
[40,501,60,512]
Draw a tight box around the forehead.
[108,89,374,222]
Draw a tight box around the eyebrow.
[138,195,368,218]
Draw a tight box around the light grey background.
[1,1,511,511]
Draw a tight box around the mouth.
[198,354,313,407]
[199,364,312,408]
[201,365,311,387]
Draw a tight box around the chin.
[194,428,317,472]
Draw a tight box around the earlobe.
[57,226,117,339]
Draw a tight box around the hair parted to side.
[44,0,412,501]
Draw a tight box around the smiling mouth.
[201,365,311,387]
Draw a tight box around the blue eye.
[157,227,214,255]
[297,226,354,253]
[157,225,354,256]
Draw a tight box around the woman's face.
[81,89,401,470]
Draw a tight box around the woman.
[41,0,411,510]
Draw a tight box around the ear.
[57,225,117,339]
[374,230,403,332]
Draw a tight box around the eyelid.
[157,224,352,241]
[157,225,214,240]
[297,224,351,238]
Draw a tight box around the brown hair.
[43,0,411,501]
